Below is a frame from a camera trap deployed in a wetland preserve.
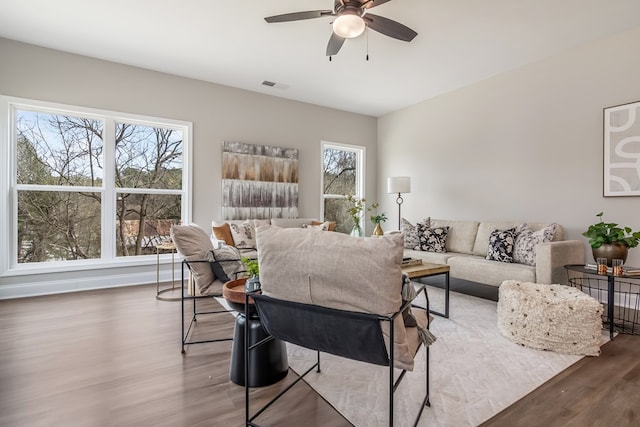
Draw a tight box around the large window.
[321,142,365,233]
[3,98,191,271]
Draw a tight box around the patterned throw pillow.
[417,224,449,253]
[401,217,430,250]
[228,220,256,249]
[513,223,557,266]
[486,228,517,263]
[209,245,244,284]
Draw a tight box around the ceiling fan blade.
[363,13,417,41]
[361,0,392,9]
[326,32,346,56]
[265,10,333,23]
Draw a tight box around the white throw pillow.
[228,220,257,249]
[302,221,331,231]
[401,217,430,250]
[170,224,215,294]
[513,223,557,266]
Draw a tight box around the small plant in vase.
[345,194,366,237]
[369,203,387,236]
[582,212,640,265]
[241,257,260,291]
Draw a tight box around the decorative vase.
[245,275,261,292]
[592,243,629,266]
[350,226,363,237]
[373,223,384,236]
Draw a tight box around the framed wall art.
[604,100,640,197]
[222,141,299,219]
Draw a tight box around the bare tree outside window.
[15,110,184,263]
[17,112,104,262]
[114,123,182,256]
[322,145,363,233]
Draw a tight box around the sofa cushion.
[417,224,449,253]
[170,224,215,294]
[403,249,455,265]
[256,226,417,370]
[513,223,557,266]
[447,255,536,287]
[401,217,430,250]
[486,228,517,263]
[430,219,480,254]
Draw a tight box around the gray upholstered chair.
[244,225,434,426]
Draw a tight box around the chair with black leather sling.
[244,225,435,427]
[170,224,245,353]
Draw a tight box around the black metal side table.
[565,264,640,339]
[224,279,289,387]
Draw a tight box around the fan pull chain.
[366,26,369,61]
[329,56,332,62]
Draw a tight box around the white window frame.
[0,96,193,276]
[320,141,366,222]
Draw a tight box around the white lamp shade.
[332,13,365,39]
[387,176,411,194]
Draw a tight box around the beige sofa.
[404,219,584,286]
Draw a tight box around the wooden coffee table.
[402,262,450,318]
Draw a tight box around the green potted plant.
[241,257,260,291]
[369,203,387,236]
[582,212,640,265]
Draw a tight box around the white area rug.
[286,286,609,427]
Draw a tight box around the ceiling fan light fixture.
[332,12,365,39]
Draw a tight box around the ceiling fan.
[264,0,418,57]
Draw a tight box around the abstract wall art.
[604,100,640,197]
[222,141,299,219]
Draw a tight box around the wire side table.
[565,264,640,339]
[156,242,179,301]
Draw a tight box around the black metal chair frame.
[244,285,431,427]
[180,258,241,353]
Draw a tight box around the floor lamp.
[387,176,411,230]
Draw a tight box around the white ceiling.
[1,0,640,117]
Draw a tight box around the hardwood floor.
[1,284,639,426]
[0,285,350,427]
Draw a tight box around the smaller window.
[321,142,365,233]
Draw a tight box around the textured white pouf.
[497,280,603,356]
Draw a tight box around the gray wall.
[0,38,377,297]
[378,26,640,267]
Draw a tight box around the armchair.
[244,226,434,426]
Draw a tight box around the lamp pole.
[395,193,404,230]
[387,176,411,231]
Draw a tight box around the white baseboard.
[0,270,176,299]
